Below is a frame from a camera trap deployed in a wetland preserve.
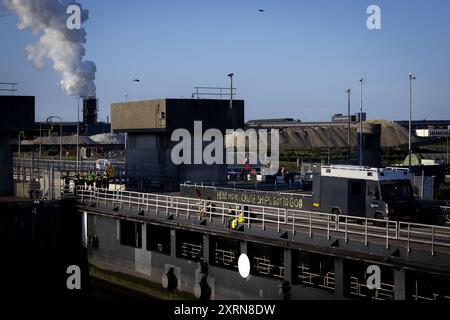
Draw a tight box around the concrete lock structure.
[111,99,244,191]
[357,123,381,168]
[0,96,35,196]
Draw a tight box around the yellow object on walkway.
[237,211,245,223]
[231,219,238,230]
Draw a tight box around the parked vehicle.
[312,165,448,223]
[95,159,110,171]
[95,159,122,172]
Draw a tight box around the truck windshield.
[380,181,414,201]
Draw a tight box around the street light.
[446,128,449,165]
[125,79,141,103]
[345,88,352,164]
[228,73,234,109]
[358,78,364,166]
[76,97,80,171]
[409,73,417,172]
[18,131,23,159]
[47,115,63,162]
[39,123,42,159]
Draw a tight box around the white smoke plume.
[4,0,96,97]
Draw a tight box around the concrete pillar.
[240,240,248,255]
[357,123,381,167]
[142,223,147,250]
[203,234,210,263]
[283,248,293,283]
[170,229,176,257]
[334,257,345,299]
[394,267,406,300]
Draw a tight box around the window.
[147,224,171,255]
[381,182,413,201]
[210,236,240,270]
[176,230,203,261]
[296,251,335,292]
[120,220,142,248]
[367,183,380,200]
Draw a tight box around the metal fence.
[13,157,166,177]
[76,187,450,255]
[12,165,62,200]
[14,158,100,172]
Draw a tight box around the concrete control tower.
[111,98,244,191]
[0,96,35,196]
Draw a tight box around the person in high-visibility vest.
[106,164,116,179]
[87,172,95,190]
[231,206,245,230]
[231,218,238,230]
[237,210,246,223]
[95,171,102,189]
[102,172,109,190]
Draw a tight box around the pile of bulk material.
[278,120,419,149]
[89,133,125,145]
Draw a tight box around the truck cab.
[312,165,416,221]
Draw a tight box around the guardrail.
[14,158,100,172]
[76,187,450,255]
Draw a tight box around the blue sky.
[1,0,449,123]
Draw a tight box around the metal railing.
[297,267,335,290]
[349,276,395,300]
[76,187,450,255]
[12,165,62,200]
[14,158,100,172]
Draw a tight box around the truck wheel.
[331,209,340,223]
[374,213,384,227]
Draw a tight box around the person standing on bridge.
[102,172,109,190]
[64,171,70,193]
[87,172,95,190]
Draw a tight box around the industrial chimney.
[83,97,98,127]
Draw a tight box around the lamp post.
[408,73,416,172]
[77,97,80,171]
[358,78,364,166]
[345,88,352,164]
[18,131,22,159]
[47,116,63,162]
[447,129,449,165]
[228,73,234,109]
[125,79,140,103]
[39,123,43,159]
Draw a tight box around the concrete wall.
[165,99,244,132]
[125,131,227,190]
[87,215,335,300]
[111,99,244,133]
[0,95,35,196]
[111,99,166,132]
[0,96,35,132]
